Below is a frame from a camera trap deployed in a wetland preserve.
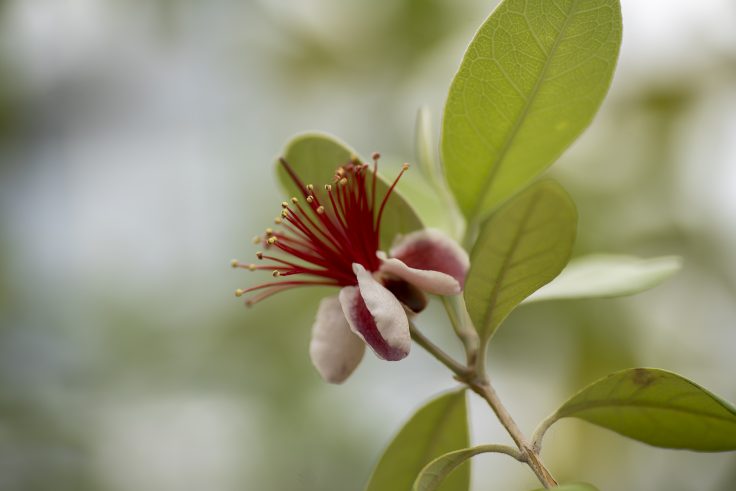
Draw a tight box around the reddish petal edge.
[378,253,461,296]
[389,229,469,287]
[339,264,410,361]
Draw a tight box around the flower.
[233,153,469,383]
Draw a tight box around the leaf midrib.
[479,189,544,337]
[419,446,503,490]
[559,399,736,426]
[468,0,581,220]
[418,393,465,472]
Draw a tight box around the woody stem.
[410,317,557,489]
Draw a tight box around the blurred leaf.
[382,164,459,240]
[276,132,423,250]
[442,0,622,222]
[414,108,465,240]
[365,390,469,491]
[530,484,599,491]
[416,106,441,183]
[548,368,736,451]
[464,180,576,341]
[524,254,682,303]
[413,445,519,491]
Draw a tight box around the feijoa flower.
[234,154,468,383]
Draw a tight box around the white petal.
[338,264,411,361]
[378,253,461,296]
[309,295,365,384]
[389,229,469,288]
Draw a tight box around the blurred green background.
[1,0,735,490]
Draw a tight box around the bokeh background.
[1,0,735,490]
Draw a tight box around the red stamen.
[236,154,408,305]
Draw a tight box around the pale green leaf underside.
[442,0,622,221]
[553,368,736,451]
[464,180,577,340]
[413,445,518,491]
[382,159,461,241]
[276,132,423,250]
[413,108,466,240]
[524,254,683,303]
[365,390,469,491]
[416,106,442,184]
[530,483,599,491]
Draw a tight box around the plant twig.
[469,381,558,488]
[471,444,525,462]
[411,320,558,489]
[409,322,471,379]
[531,410,560,454]
[440,295,480,366]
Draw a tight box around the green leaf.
[464,180,577,341]
[524,254,683,303]
[550,368,736,451]
[530,484,599,491]
[276,132,423,250]
[412,109,466,240]
[415,106,442,184]
[379,159,461,242]
[413,445,520,491]
[442,0,622,222]
[365,390,470,491]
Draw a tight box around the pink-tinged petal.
[309,295,366,384]
[338,264,411,361]
[389,229,469,287]
[378,253,461,296]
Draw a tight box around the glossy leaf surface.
[551,368,736,451]
[413,445,519,491]
[464,180,576,340]
[365,390,469,491]
[442,0,622,221]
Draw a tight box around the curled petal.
[309,296,366,384]
[389,229,469,288]
[338,264,410,361]
[378,253,461,296]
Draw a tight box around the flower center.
[233,153,409,306]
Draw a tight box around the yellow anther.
[234,288,245,297]
[272,270,281,277]
[316,206,325,214]
[290,197,298,204]
[306,196,314,204]
[281,201,288,208]
[252,235,261,244]
[255,251,263,260]
[339,177,348,186]
[248,264,256,271]
[324,184,332,192]
[402,162,410,171]
[281,209,288,218]
[265,228,273,235]
[230,259,239,268]
[371,151,380,160]
[267,236,278,245]
[306,184,314,192]
[274,217,282,224]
